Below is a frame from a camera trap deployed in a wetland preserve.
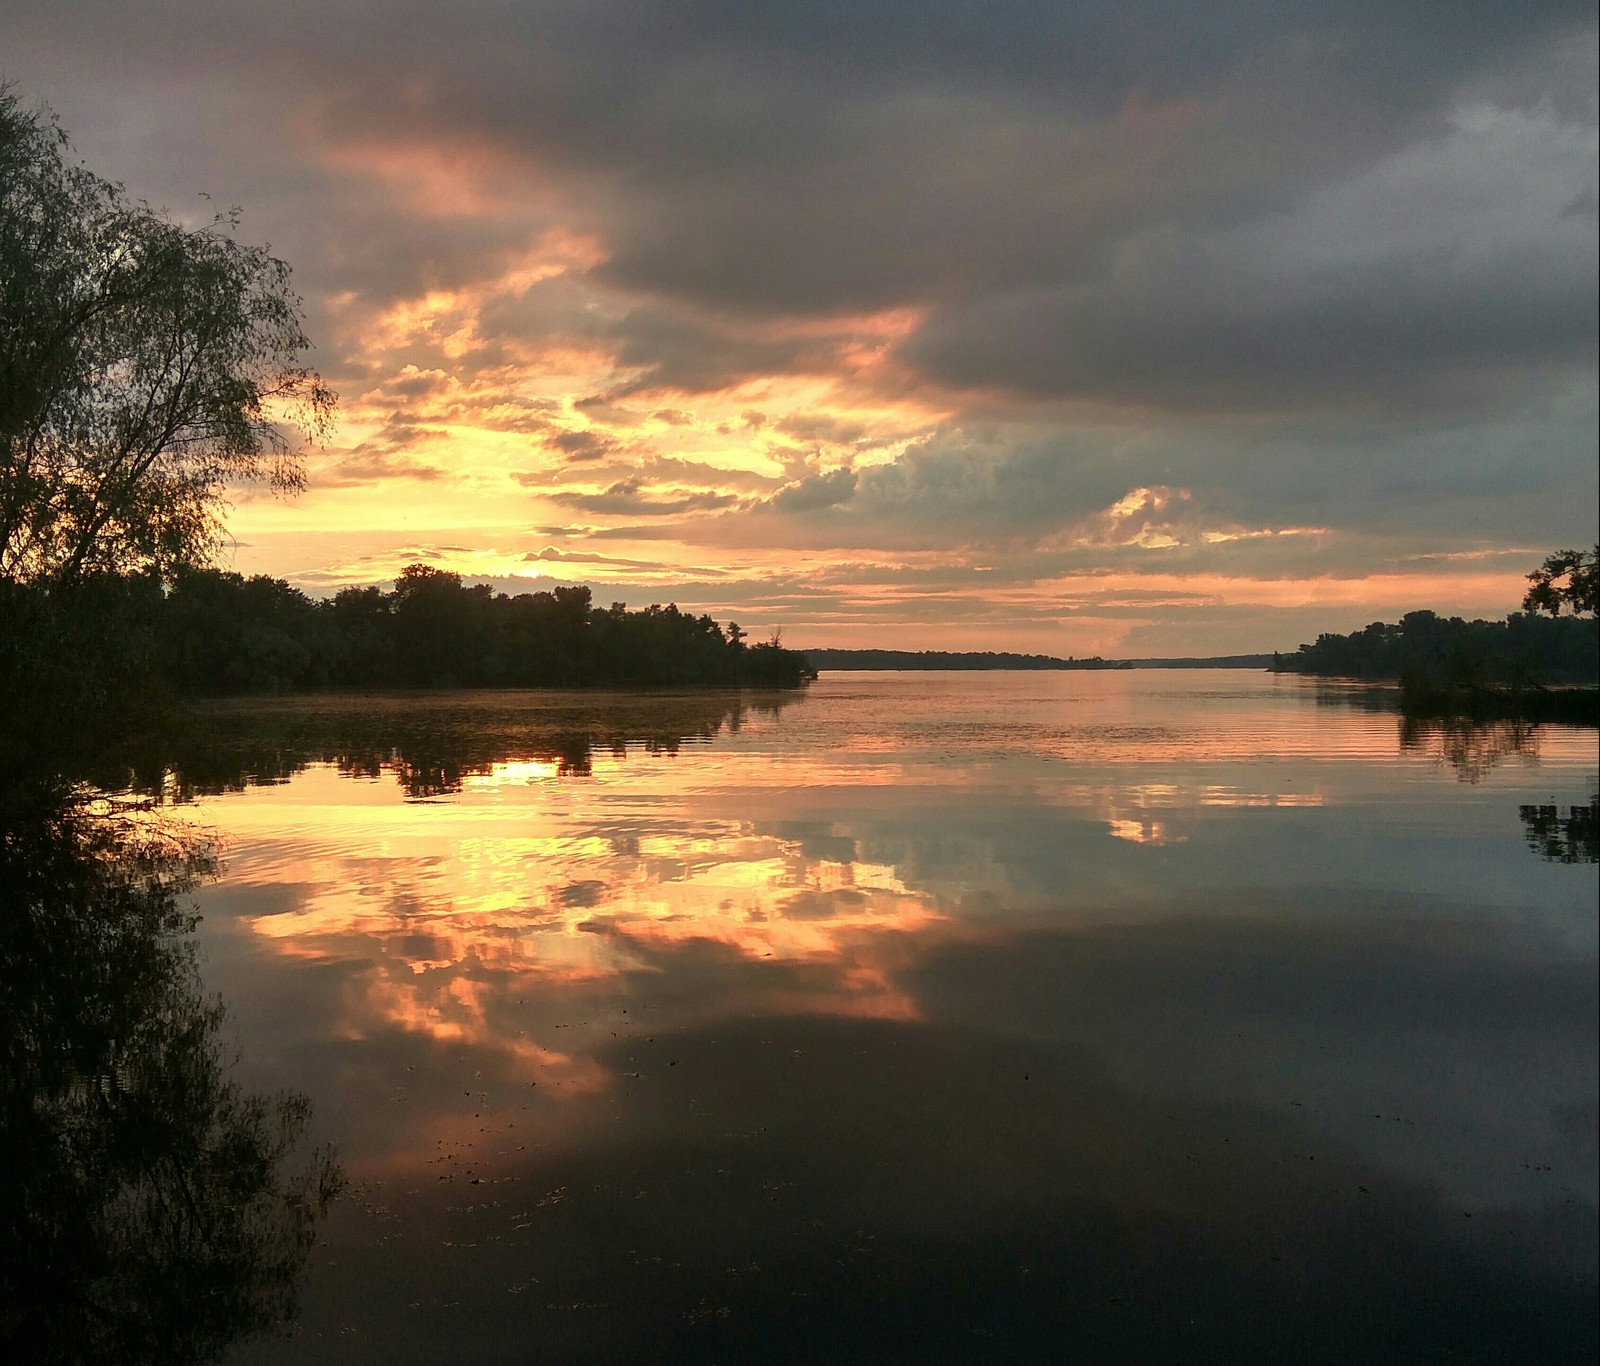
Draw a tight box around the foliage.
[1273,609,1598,690]
[0,90,333,585]
[1522,545,1599,618]
[134,565,816,694]
[0,574,172,794]
[0,794,342,1364]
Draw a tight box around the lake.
[178,671,1597,1364]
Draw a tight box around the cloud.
[522,547,722,575]
[6,0,1595,651]
[543,480,743,516]
[18,7,1594,422]
[765,468,859,513]
[315,410,456,484]
[318,454,450,485]
[547,429,621,461]
[775,412,870,445]
[599,304,833,398]
[358,365,459,403]
[903,104,1598,412]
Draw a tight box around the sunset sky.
[8,2,1597,655]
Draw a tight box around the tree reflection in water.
[1519,789,1599,864]
[0,793,342,1364]
[108,688,797,801]
[1397,715,1541,784]
[1307,682,1560,784]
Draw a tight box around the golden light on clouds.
[228,182,1561,658]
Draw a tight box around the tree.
[0,90,333,585]
[1522,545,1599,618]
[391,564,469,685]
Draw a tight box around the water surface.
[186,672,1597,1364]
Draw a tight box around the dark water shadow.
[221,904,1599,1366]
[250,990,1596,1364]
[0,794,341,1364]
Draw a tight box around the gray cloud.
[765,468,859,513]
[523,546,728,575]
[602,305,832,398]
[12,2,1594,414]
[541,479,742,516]
[548,429,620,461]
[729,377,1597,554]
[904,103,1598,410]
[775,412,870,445]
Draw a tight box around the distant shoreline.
[797,649,1273,672]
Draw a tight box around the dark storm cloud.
[904,103,1599,409]
[317,0,1581,334]
[17,5,1594,297]
[418,1,1595,415]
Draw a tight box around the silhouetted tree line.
[2,564,813,710]
[0,575,172,793]
[1273,610,1597,716]
[158,563,812,692]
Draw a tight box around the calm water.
[179,672,1596,1364]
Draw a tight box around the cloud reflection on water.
[178,675,1595,1363]
[222,772,950,1072]
[180,678,1597,1160]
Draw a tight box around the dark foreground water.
[174,672,1596,1364]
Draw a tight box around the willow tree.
[0,90,334,585]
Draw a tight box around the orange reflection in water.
[187,677,1600,1167]
[205,758,949,1099]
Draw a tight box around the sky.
[7,1,1597,655]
